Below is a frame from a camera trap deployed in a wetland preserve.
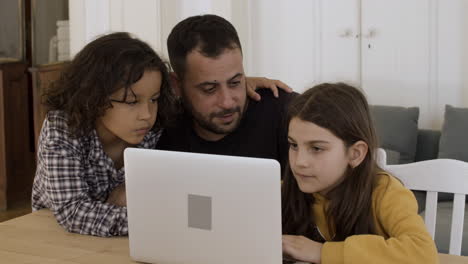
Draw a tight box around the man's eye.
[204,88,216,94]
[229,81,241,87]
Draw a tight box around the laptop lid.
[124,148,282,264]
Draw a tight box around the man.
[157,14,296,174]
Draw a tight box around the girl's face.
[97,70,162,146]
[288,117,353,195]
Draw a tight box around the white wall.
[69,0,110,58]
[248,0,319,91]
[437,0,467,125]
[459,1,468,107]
[70,0,165,59]
[69,0,468,129]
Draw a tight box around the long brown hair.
[282,83,381,241]
[45,32,178,136]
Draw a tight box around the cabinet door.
[361,0,432,127]
[320,0,360,86]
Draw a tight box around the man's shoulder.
[256,88,297,99]
[242,89,297,131]
[256,89,298,106]
[156,117,191,150]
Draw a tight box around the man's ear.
[170,72,182,97]
[348,140,368,168]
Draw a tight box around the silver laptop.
[124,148,282,264]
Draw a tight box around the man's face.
[178,48,247,141]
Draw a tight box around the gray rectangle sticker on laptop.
[188,194,212,230]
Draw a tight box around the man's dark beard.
[180,96,245,136]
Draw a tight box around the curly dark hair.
[44,32,177,136]
[167,14,242,79]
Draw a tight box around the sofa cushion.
[370,105,419,164]
[437,105,468,202]
[383,148,400,165]
[438,105,468,162]
[415,129,440,162]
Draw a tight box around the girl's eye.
[150,98,159,104]
[288,142,298,151]
[312,146,322,152]
[125,101,138,106]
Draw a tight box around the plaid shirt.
[32,110,160,237]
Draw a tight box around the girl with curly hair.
[31,32,177,237]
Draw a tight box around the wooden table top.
[1,210,467,263]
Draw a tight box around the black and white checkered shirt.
[32,110,160,237]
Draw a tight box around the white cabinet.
[362,0,434,128]
[320,0,361,86]
[321,0,443,128]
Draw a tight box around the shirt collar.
[87,129,161,172]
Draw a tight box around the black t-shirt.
[156,89,296,176]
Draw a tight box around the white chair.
[377,149,468,256]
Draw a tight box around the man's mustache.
[211,107,241,118]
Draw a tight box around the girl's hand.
[246,77,292,101]
[106,183,127,207]
[282,235,323,264]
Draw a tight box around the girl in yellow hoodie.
[281,83,438,264]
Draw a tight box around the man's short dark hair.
[167,14,242,78]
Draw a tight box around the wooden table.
[0,210,135,263]
[1,210,467,264]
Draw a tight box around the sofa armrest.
[415,129,440,162]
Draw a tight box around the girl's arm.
[40,144,128,237]
[35,116,128,237]
[282,235,323,263]
[282,175,439,264]
[320,175,439,264]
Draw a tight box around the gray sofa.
[371,105,468,255]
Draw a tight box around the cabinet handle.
[362,28,377,38]
[339,29,353,38]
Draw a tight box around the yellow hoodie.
[314,172,439,264]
